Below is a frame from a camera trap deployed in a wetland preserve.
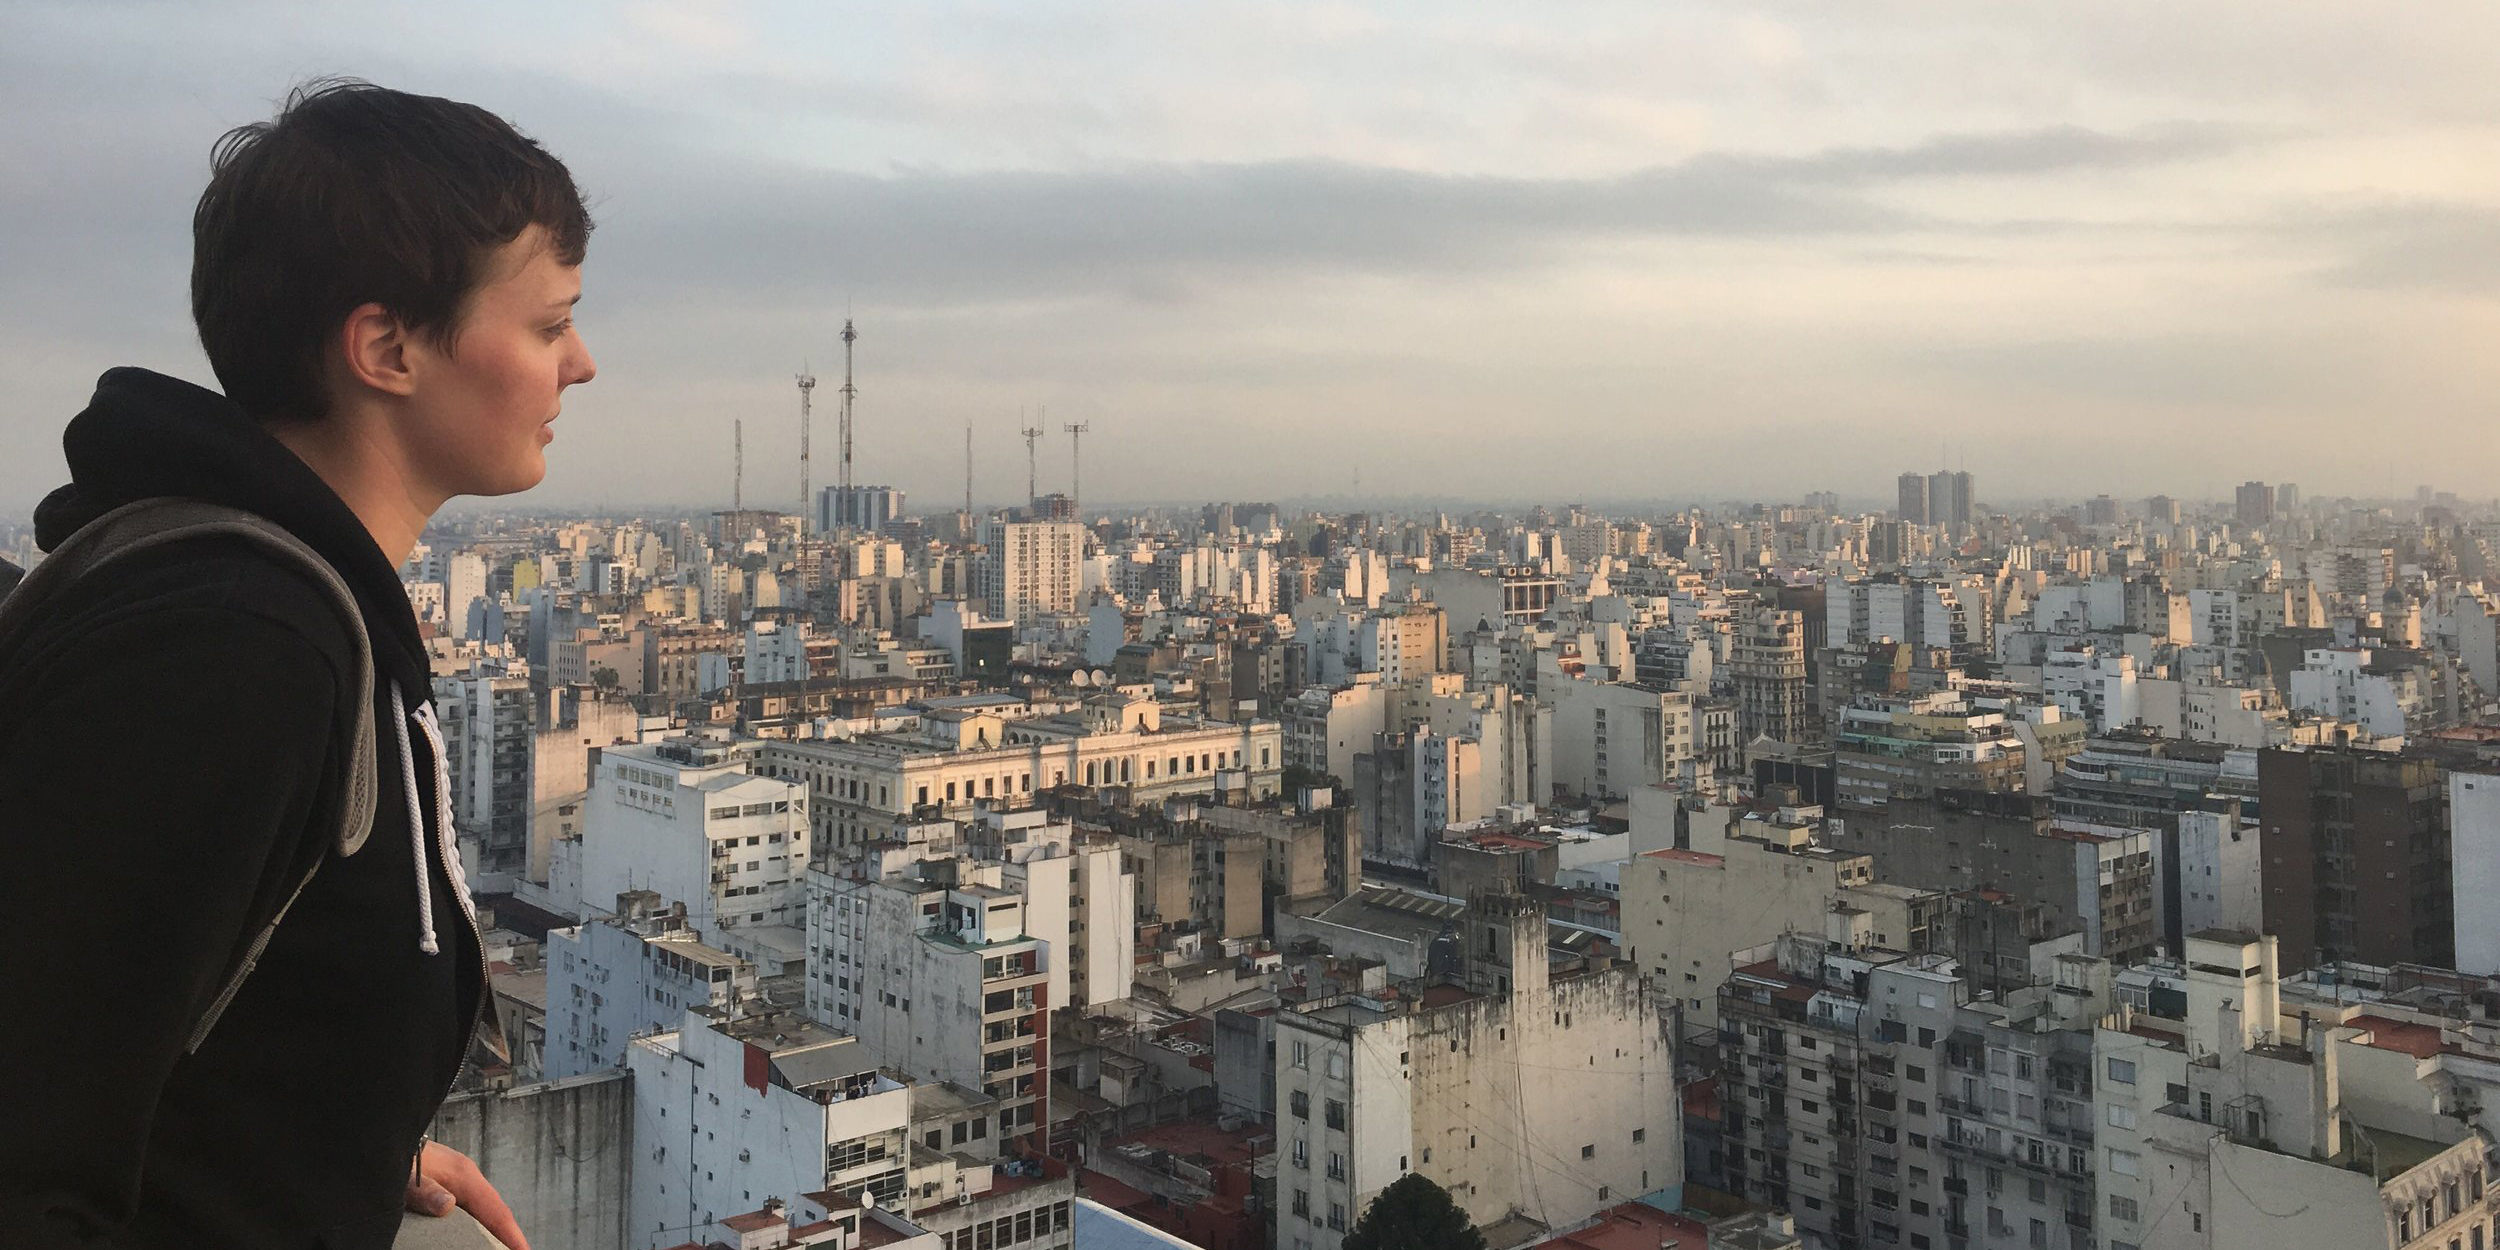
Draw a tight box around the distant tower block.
[795,365,816,535]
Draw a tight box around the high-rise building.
[1721,933,2108,1250]
[2235,480,2274,528]
[1732,606,1812,753]
[1927,470,1974,527]
[2256,743,2451,970]
[432,667,534,888]
[2274,481,2300,515]
[817,484,904,535]
[1896,472,1932,525]
[2143,494,2181,524]
[980,518,1085,625]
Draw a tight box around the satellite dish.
[860,1191,878,1211]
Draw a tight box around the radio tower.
[1020,413,1045,505]
[837,319,858,498]
[795,364,816,534]
[1063,421,1091,515]
[733,419,743,512]
[964,424,974,521]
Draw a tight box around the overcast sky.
[7,1,2500,514]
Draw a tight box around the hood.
[36,367,431,702]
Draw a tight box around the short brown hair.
[191,78,593,422]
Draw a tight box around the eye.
[545,319,573,339]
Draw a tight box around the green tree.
[1342,1174,1485,1250]
[1281,764,1343,795]
[591,665,620,692]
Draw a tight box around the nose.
[568,337,597,388]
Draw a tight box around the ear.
[339,301,419,398]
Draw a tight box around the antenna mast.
[1063,421,1091,516]
[733,419,743,513]
[838,319,858,499]
[964,424,974,522]
[795,364,817,535]
[1020,413,1045,505]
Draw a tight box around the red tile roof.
[1528,1203,1710,1249]
[2346,1014,2450,1059]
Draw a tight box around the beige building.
[754,694,1282,859]
[1273,891,1678,1250]
[1621,803,1942,1034]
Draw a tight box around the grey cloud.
[1903,329,2383,408]
[2310,203,2500,295]
[1763,122,2264,184]
[594,122,2251,311]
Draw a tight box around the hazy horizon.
[8,1,2499,515]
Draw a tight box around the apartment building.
[1271,891,1678,1250]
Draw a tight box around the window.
[1325,1100,1346,1131]
[1581,1144,1595,1159]
[1290,1091,1309,1119]
[2106,1057,2137,1085]
[2109,1195,2139,1221]
[1632,1128,1646,1143]
[1292,1040,1310,1069]
[2108,1148,2139,1177]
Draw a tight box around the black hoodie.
[0,368,489,1250]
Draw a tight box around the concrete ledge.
[395,1207,510,1250]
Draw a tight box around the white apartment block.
[1272,892,1678,1250]
[625,1008,1078,1250]
[2173,810,2262,942]
[1283,677,1390,786]
[803,860,1054,1153]
[433,667,535,890]
[2097,933,2498,1250]
[2453,770,2500,976]
[981,519,1085,626]
[1542,668,1695,802]
[544,891,755,1081]
[745,618,813,685]
[580,734,811,943]
[755,695,1281,858]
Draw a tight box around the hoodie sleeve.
[0,601,341,1249]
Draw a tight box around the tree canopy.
[1342,1174,1485,1250]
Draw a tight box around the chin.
[468,454,549,498]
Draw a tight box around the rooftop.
[1528,1202,1709,1250]
[2344,1014,2451,1060]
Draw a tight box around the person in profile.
[0,79,596,1250]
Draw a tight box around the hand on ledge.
[405,1140,529,1250]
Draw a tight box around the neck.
[264,415,442,567]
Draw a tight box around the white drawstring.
[387,684,474,955]
[412,699,475,910]
[387,684,439,954]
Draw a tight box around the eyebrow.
[549,294,582,311]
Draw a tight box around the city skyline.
[8,3,2500,509]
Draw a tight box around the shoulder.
[6,532,362,689]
